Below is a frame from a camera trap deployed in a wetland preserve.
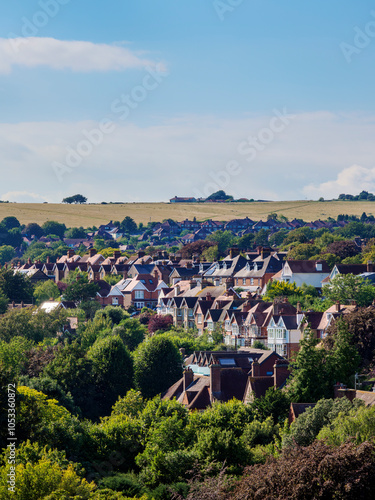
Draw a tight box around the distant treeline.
[338,191,375,201]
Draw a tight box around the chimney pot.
[183,367,194,392]
[210,364,221,400]
[273,360,290,387]
[252,359,260,377]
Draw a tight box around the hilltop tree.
[206,190,233,202]
[62,194,87,204]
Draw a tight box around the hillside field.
[0,201,374,228]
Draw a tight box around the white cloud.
[1,111,375,202]
[1,191,49,203]
[0,37,162,74]
[303,165,375,199]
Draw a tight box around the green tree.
[24,222,44,238]
[287,243,319,260]
[87,334,134,416]
[0,290,8,314]
[325,308,375,371]
[0,336,34,379]
[207,230,235,254]
[322,273,375,306]
[251,387,290,424]
[282,227,315,246]
[286,329,332,403]
[0,447,95,499]
[282,397,356,448]
[112,319,146,351]
[133,334,183,398]
[264,280,303,301]
[0,216,20,230]
[64,226,87,238]
[33,280,60,305]
[206,190,233,201]
[43,342,97,419]
[42,221,67,239]
[64,275,99,303]
[254,229,270,247]
[237,233,255,250]
[317,404,375,446]
[0,245,15,265]
[95,305,129,326]
[62,194,87,204]
[120,216,138,234]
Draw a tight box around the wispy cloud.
[0,37,162,74]
[1,190,48,203]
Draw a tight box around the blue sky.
[1,0,375,203]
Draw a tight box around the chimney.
[251,359,260,377]
[113,250,121,261]
[367,261,373,273]
[335,301,340,312]
[296,302,301,313]
[189,279,196,290]
[273,300,279,315]
[273,360,289,387]
[138,251,145,258]
[186,261,193,269]
[183,368,194,392]
[46,256,50,264]
[225,277,234,291]
[89,248,97,258]
[229,247,239,259]
[206,292,212,301]
[27,257,32,265]
[67,249,75,258]
[154,269,159,280]
[174,284,180,296]
[210,364,221,400]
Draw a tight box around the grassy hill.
[0,201,374,227]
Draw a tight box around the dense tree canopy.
[322,273,375,307]
[133,334,183,398]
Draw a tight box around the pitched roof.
[285,260,330,273]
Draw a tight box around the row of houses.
[157,276,365,358]
[22,216,357,251]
